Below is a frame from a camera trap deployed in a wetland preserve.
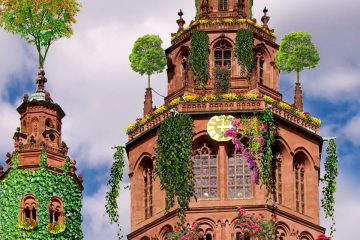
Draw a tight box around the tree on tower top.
[0,0,82,69]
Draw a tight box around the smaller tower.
[0,69,83,240]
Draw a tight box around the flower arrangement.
[316,234,331,240]
[125,94,321,134]
[47,222,66,234]
[212,66,231,94]
[164,222,203,240]
[171,18,276,42]
[234,207,277,240]
[18,219,37,231]
[264,95,321,126]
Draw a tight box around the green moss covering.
[0,152,83,239]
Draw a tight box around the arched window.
[294,157,305,214]
[21,194,37,222]
[214,41,232,68]
[228,149,252,199]
[218,0,228,11]
[259,57,265,84]
[49,196,64,224]
[143,161,153,219]
[193,143,217,199]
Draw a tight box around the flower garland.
[171,18,276,42]
[47,222,66,234]
[154,114,194,224]
[224,109,276,199]
[189,31,210,88]
[125,94,321,134]
[105,146,126,239]
[18,219,37,231]
[234,207,277,240]
[321,139,338,238]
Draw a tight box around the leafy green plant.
[276,32,320,83]
[154,114,194,224]
[235,29,254,80]
[0,152,83,240]
[164,222,202,240]
[129,35,167,89]
[0,0,81,68]
[321,139,338,238]
[189,31,209,88]
[105,146,126,240]
[212,66,231,94]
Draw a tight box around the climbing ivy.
[105,146,126,240]
[195,0,199,19]
[189,31,209,88]
[154,114,194,224]
[0,152,83,240]
[235,29,254,80]
[321,139,338,238]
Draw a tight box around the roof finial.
[261,7,270,29]
[176,9,186,33]
[36,68,47,92]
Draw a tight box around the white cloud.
[82,183,131,240]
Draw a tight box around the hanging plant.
[235,29,254,80]
[18,219,37,231]
[224,109,276,199]
[105,146,126,240]
[189,31,210,88]
[47,222,66,234]
[195,0,199,19]
[154,114,194,224]
[321,139,338,238]
[212,66,231,94]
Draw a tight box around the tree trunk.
[296,71,300,84]
[147,74,151,89]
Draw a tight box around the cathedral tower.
[0,70,83,239]
[126,1,324,239]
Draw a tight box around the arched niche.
[49,196,64,224]
[20,194,37,222]
[275,221,290,240]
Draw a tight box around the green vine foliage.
[321,139,338,238]
[189,31,210,88]
[0,152,83,240]
[195,0,199,19]
[154,114,194,224]
[235,29,254,80]
[105,146,126,240]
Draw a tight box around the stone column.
[144,88,153,116]
[294,82,303,111]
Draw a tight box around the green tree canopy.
[276,32,320,83]
[0,0,81,68]
[129,34,167,89]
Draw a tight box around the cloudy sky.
[0,0,359,239]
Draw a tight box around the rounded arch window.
[214,40,232,68]
[141,157,153,219]
[49,196,64,224]
[20,194,37,222]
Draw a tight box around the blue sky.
[0,0,359,239]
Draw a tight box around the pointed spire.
[36,68,47,93]
[294,82,304,111]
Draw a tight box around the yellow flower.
[170,98,180,106]
[182,95,197,102]
[264,95,275,103]
[310,117,322,126]
[154,105,166,115]
[125,123,136,133]
[243,93,258,100]
[222,93,237,100]
[278,102,292,110]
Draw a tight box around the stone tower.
[126,1,324,239]
[0,69,83,239]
